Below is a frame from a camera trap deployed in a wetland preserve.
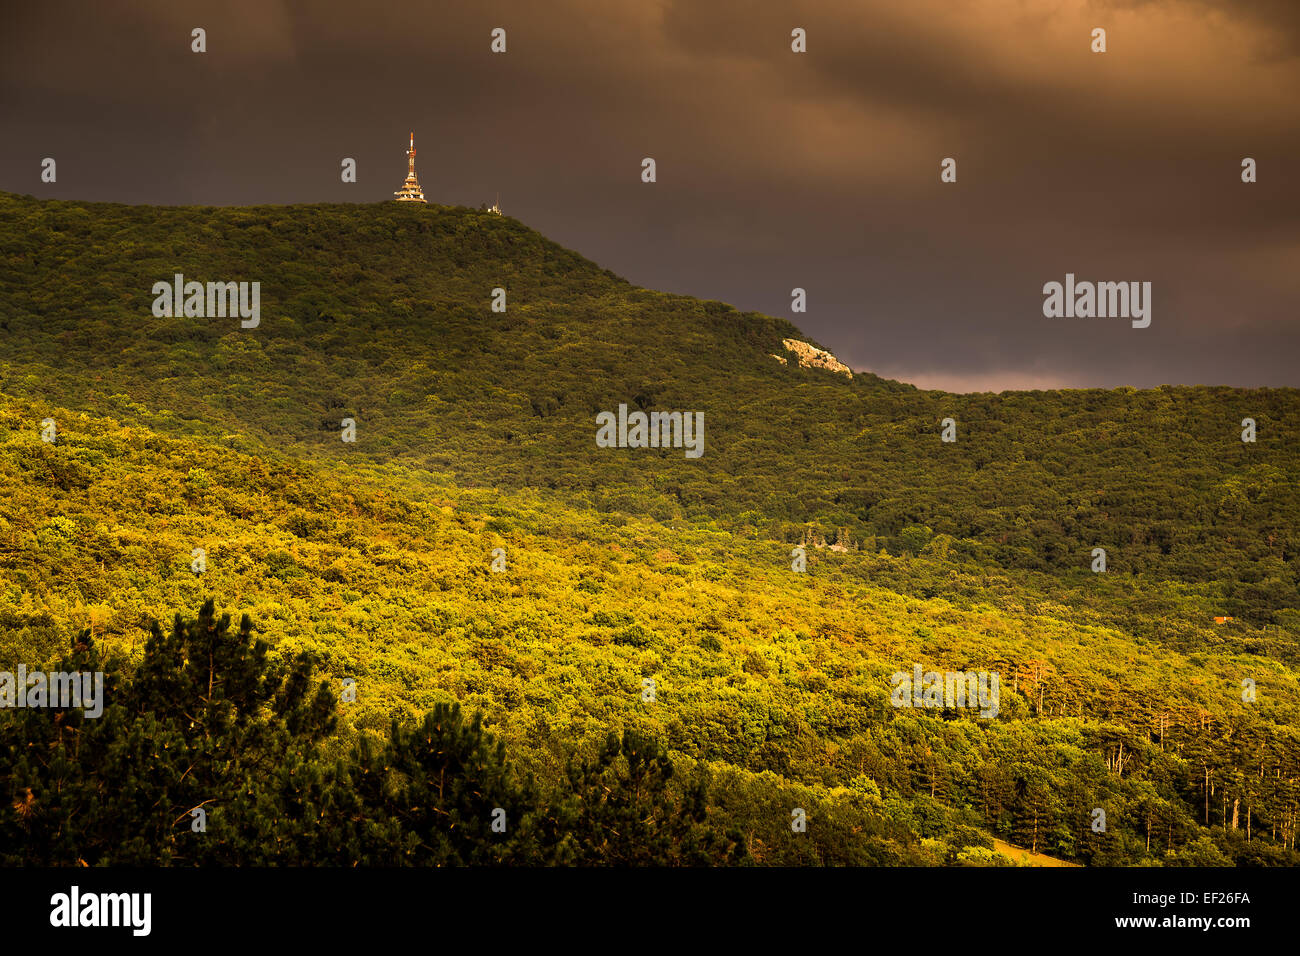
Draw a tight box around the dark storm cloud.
[1101,0,1300,57]
[1,0,1295,389]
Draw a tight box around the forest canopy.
[0,192,1297,865]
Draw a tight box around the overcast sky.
[2,0,1297,390]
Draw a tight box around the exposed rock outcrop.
[779,338,852,377]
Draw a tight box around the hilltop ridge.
[1,191,1296,628]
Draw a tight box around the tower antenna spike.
[394,130,427,204]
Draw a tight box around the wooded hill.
[0,191,1297,864]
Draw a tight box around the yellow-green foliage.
[3,393,1297,864]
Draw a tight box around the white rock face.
[780,338,852,377]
